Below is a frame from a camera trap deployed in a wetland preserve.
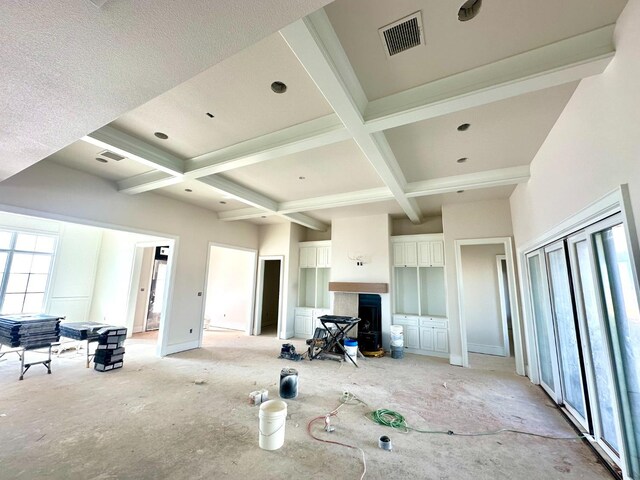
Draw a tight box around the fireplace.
[358,294,381,351]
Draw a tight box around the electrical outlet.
[189,328,193,334]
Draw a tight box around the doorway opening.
[202,244,257,336]
[127,242,174,348]
[496,254,514,357]
[254,256,284,337]
[455,237,524,375]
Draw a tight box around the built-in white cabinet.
[300,247,317,268]
[298,241,331,310]
[393,314,449,357]
[294,307,330,338]
[391,234,448,358]
[393,242,418,267]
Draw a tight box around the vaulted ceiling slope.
[43,0,627,230]
[0,0,333,181]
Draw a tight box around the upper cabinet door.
[316,246,330,268]
[418,242,431,266]
[404,242,417,267]
[393,243,405,267]
[430,241,444,267]
[417,240,445,267]
[300,247,317,268]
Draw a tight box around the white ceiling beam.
[83,126,184,175]
[405,166,531,197]
[197,175,279,212]
[279,186,393,214]
[198,175,327,231]
[364,25,616,132]
[281,11,423,224]
[218,167,529,222]
[217,207,267,221]
[185,114,349,177]
[218,187,392,221]
[118,171,183,194]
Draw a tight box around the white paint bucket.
[344,338,358,364]
[390,325,404,347]
[258,400,288,450]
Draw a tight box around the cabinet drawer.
[393,314,419,326]
[419,317,448,328]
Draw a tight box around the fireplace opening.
[358,294,381,351]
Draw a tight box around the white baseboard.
[449,354,463,366]
[468,342,505,356]
[162,340,200,356]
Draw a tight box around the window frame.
[0,230,58,315]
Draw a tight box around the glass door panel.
[594,221,640,476]
[527,252,557,394]
[570,236,620,454]
[546,243,588,426]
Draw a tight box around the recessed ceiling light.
[184,188,192,193]
[298,176,306,180]
[458,0,482,22]
[457,123,471,131]
[457,157,468,163]
[95,157,108,163]
[261,216,267,219]
[457,190,465,194]
[206,112,215,118]
[271,81,287,94]
[154,132,169,140]
[219,201,226,205]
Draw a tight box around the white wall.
[392,216,443,236]
[442,198,514,365]
[89,230,163,331]
[0,161,258,354]
[461,244,506,356]
[0,211,103,322]
[204,245,256,331]
[510,0,640,247]
[258,223,295,338]
[48,223,103,323]
[331,214,392,347]
[287,223,303,338]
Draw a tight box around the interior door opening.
[254,256,284,338]
[145,246,169,331]
[460,244,512,367]
[202,244,257,335]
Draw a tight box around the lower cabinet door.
[295,315,311,337]
[404,325,419,349]
[434,328,449,353]
[420,327,435,351]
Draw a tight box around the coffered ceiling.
[44,0,628,231]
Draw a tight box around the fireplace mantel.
[329,282,388,294]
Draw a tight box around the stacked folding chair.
[94,327,127,372]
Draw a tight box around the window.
[0,231,57,314]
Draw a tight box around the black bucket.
[391,345,404,359]
[279,367,299,399]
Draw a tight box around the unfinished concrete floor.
[0,331,612,480]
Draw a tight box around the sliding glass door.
[592,217,640,477]
[545,241,589,427]
[525,212,640,477]
[526,251,558,397]
[568,232,621,460]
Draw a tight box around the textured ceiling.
[0,0,333,181]
[25,0,628,228]
[326,0,627,100]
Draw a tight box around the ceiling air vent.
[98,150,125,161]
[378,12,424,57]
